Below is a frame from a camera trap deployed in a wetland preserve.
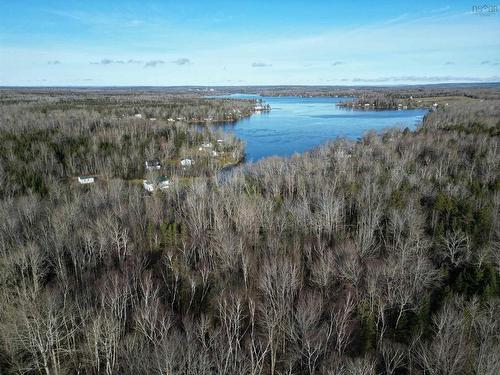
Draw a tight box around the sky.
[0,0,499,86]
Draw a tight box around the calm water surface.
[214,94,427,162]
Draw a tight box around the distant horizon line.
[1,82,499,89]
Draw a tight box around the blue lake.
[214,94,427,162]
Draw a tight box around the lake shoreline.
[207,94,427,162]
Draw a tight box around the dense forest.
[0,88,499,374]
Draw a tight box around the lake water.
[214,94,427,162]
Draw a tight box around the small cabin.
[143,180,155,192]
[78,176,95,184]
[134,113,143,119]
[180,158,194,167]
[157,176,171,191]
[145,159,161,171]
[143,176,170,192]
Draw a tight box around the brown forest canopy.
[0,88,499,374]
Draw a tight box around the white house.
[145,159,161,171]
[143,177,171,192]
[78,176,95,184]
[157,176,171,191]
[201,142,213,148]
[134,113,143,119]
[143,179,155,192]
[216,139,224,144]
[211,150,218,157]
[180,158,194,167]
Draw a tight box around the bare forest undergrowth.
[0,89,499,374]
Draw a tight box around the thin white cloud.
[251,62,272,68]
[171,58,190,65]
[481,60,500,66]
[144,60,165,68]
[347,75,500,83]
[90,59,115,65]
[91,59,146,65]
[47,60,61,65]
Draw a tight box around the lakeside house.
[254,102,271,112]
[78,176,95,184]
[145,158,161,171]
[180,158,194,167]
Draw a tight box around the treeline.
[0,90,256,123]
[203,84,500,101]
[0,92,499,374]
[422,99,500,135]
